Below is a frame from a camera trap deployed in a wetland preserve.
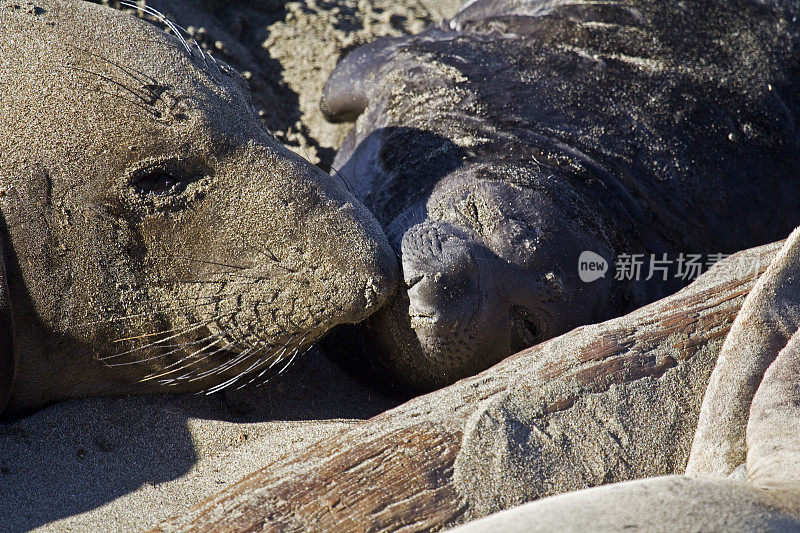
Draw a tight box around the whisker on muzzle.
[202,343,277,395]
[251,333,314,388]
[70,293,237,330]
[235,336,298,390]
[160,339,250,384]
[189,342,264,383]
[100,318,217,364]
[137,334,230,382]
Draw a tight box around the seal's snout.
[350,236,401,321]
[402,221,481,335]
[255,153,400,329]
[320,197,400,325]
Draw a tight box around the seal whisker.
[119,1,192,56]
[255,348,298,388]
[102,332,222,367]
[149,279,232,285]
[63,43,158,88]
[202,332,301,391]
[66,86,163,121]
[111,314,232,343]
[100,319,215,362]
[255,333,313,387]
[118,1,216,74]
[145,254,286,280]
[273,346,301,378]
[165,339,249,383]
[174,257,252,271]
[238,335,298,388]
[160,341,245,382]
[52,61,169,119]
[144,293,238,305]
[189,343,261,384]
[69,295,235,329]
[165,255,304,278]
[202,343,276,394]
[241,335,300,378]
[233,344,279,377]
[137,335,228,382]
[165,267,286,281]
[277,342,313,377]
[104,340,203,367]
[58,62,159,109]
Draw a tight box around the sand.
[0,349,397,531]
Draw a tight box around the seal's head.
[358,164,613,391]
[0,0,398,416]
[319,29,622,393]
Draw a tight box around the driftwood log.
[154,242,780,532]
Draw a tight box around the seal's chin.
[406,298,554,372]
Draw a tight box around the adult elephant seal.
[452,228,800,532]
[0,0,398,418]
[321,0,800,393]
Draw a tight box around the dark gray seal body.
[0,0,398,417]
[321,0,800,392]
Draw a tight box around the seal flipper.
[0,227,15,417]
[746,328,800,489]
[320,36,410,123]
[687,227,800,476]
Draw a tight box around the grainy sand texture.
[1,349,396,531]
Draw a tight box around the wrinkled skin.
[0,0,398,417]
[322,0,800,392]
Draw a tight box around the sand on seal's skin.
[1,1,462,531]
[0,1,466,530]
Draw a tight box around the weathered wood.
[154,242,781,532]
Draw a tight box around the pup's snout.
[402,222,481,333]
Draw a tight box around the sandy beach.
[1,348,397,531]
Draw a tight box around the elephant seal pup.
[0,0,398,417]
[451,228,800,532]
[321,0,800,393]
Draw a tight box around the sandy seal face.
[322,0,800,392]
[0,0,398,416]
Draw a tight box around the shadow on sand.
[0,347,397,530]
